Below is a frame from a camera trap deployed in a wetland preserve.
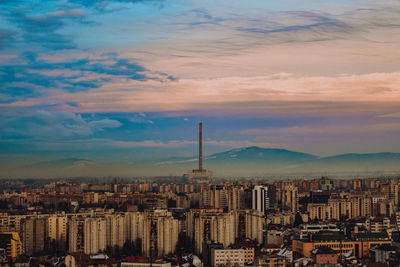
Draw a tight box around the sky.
[1,0,400,176]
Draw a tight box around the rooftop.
[312,246,337,255]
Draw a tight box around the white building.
[252,186,269,214]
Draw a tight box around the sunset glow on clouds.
[1,0,400,173]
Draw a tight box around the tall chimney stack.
[199,122,203,171]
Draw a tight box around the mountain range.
[167,146,400,176]
[1,147,400,178]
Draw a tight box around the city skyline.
[1,0,400,177]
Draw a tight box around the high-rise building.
[142,210,179,257]
[380,181,399,208]
[353,179,362,190]
[84,217,106,255]
[22,218,46,255]
[127,211,179,256]
[201,185,228,209]
[125,212,145,245]
[187,209,264,254]
[307,195,375,221]
[69,217,85,253]
[228,186,245,211]
[281,185,298,212]
[106,214,126,249]
[47,215,68,249]
[186,209,235,254]
[234,210,264,244]
[252,186,269,214]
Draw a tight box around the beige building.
[281,185,298,212]
[142,210,179,257]
[211,248,246,267]
[84,217,106,255]
[125,212,145,244]
[378,199,394,217]
[234,210,264,244]
[308,195,377,221]
[83,192,99,204]
[0,215,26,234]
[69,217,85,253]
[175,194,190,209]
[126,211,179,256]
[200,186,228,209]
[187,209,235,254]
[268,212,295,225]
[228,187,245,211]
[106,214,126,249]
[187,209,263,254]
[365,217,393,233]
[380,181,399,207]
[48,215,67,249]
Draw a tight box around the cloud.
[5,5,89,50]
[0,28,15,47]
[378,112,400,118]
[46,71,400,114]
[68,0,165,10]
[0,51,176,103]
[242,125,366,137]
[128,113,155,124]
[0,86,43,104]
[235,11,351,43]
[370,122,400,132]
[66,101,80,107]
[0,110,122,139]
[89,119,122,129]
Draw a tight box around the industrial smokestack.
[199,122,203,171]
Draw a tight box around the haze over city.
[1,0,400,177]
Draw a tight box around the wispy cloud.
[37,71,400,114]
[235,11,351,43]
[0,28,15,47]
[378,112,400,118]
[5,4,88,50]
[0,111,121,139]
[0,51,176,103]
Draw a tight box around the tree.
[0,200,8,209]
[175,232,194,254]
[294,212,304,228]
[122,241,135,256]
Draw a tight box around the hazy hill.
[206,146,318,163]
[2,147,400,178]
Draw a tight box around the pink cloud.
[48,71,400,113]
